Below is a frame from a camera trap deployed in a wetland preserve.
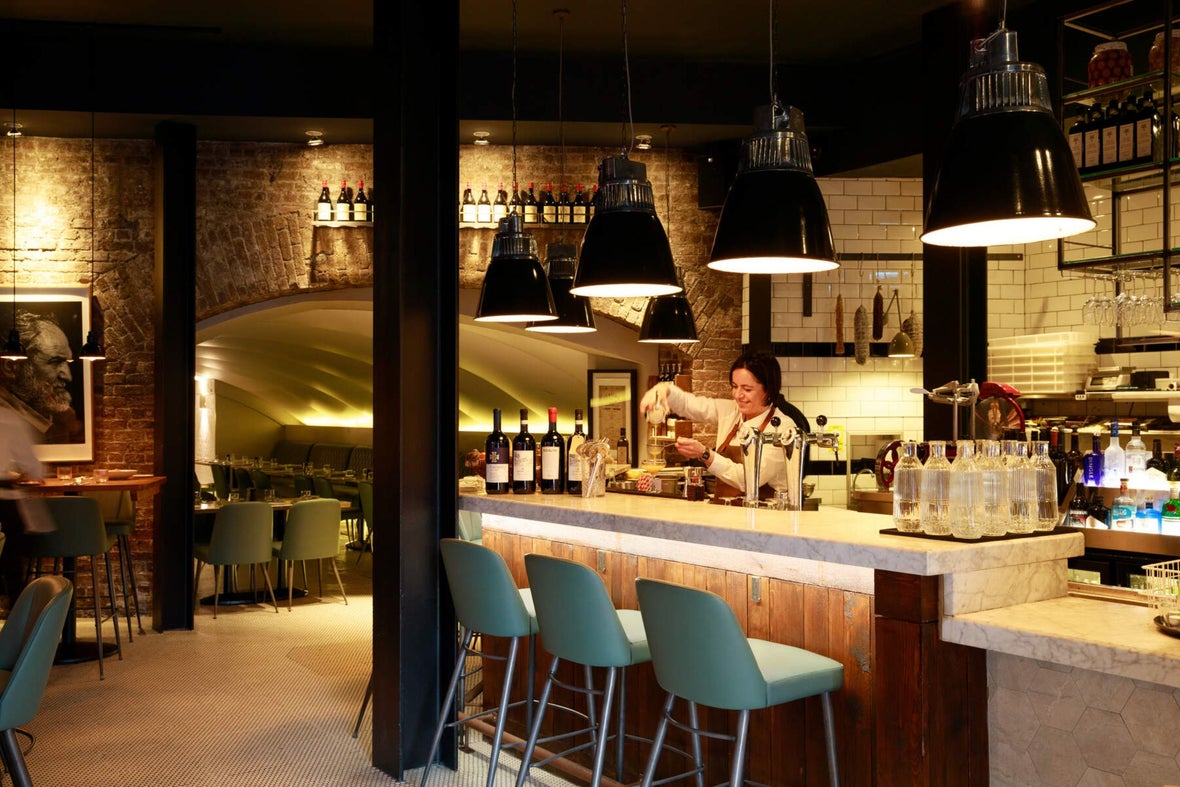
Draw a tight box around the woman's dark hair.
[730,350,781,406]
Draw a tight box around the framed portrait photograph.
[587,369,637,464]
[0,286,93,462]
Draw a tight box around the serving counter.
[457,491,1180,786]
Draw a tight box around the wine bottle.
[556,183,571,224]
[540,407,564,494]
[353,180,370,222]
[1148,439,1167,473]
[1067,114,1085,171]
[317,179,333,221]
[587,184,599,220]
[540,182,557,224]
[1067,483,1090,527]
[508,183,521,216]
[1048,428,1069,504]
[492,183,508,222]
[572,184,588,224]
[485,408,511,495]
[523,182,538,224]
[1169,444,1180,482]
[335,178,352,222]
[567,408,586,495]
[1137,89,1162,164]
[512,409,536,494]
[616,427,630,466]
[477,185,492,224]
[1066,428,1083,482]
[1100,99,1119,170]
[461,183,477,224]
[1083,105,1102,173]
[1117,94,1136,164]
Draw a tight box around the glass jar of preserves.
[1149,30,1180,72]
[1089,41,1133,87]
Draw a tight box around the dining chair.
[355,480,374,564]
[193,502,278,618]
[250,468,273,495]
[271,498,347,611]
[312,475,362,545]
[210,464,231,501]
[232,467,255,497]
[0,575,73,787]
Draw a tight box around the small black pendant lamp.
[79,111,105,361]
[640,127,698,344]
[2,112,25,362]
[527,244,595,334]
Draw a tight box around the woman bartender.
[639,349,809,501]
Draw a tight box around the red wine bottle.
[571,184,588,224]
[485,408,510,495]
[567,408,586,495]
[316,179,333,221]
[492,183,508,222]
[353,180,370,222]
[556,183,571,223]
[461,183,477,223]
[335,178,352,222]
[540,182,557,224]
[540,407,564,494]
[476,185,492,224]
[512,409,536,494]
[523,183,538,224]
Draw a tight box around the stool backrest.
[0,575,72,730]
[277,499,341,561]
[525,553,639,668]
[439,538,535,639]
[36,497,112,557]
[85,490,134,525]
[635,577,767,710]
[250,469,273,490]
[208,502,274,565]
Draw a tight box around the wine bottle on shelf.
[1083,105,1101,173]
[567,408,586,496]
[524,183,538,224]
[1100,99,1119,170]
[1067,114,1085,171]
[540,407,565,494]
[1169,443,1180,482]
[616,427,630,466]
[1148,439,1167,473]
[485,408,511,495]
[476,185,492,224]
[588,184,599,220]
[317,180,333,221]
[1117,94,1136,165]
[492,183,508,222]
[1136,89,1161,165]
[353,180,370,222]
[556,184,571,223]
[571,184,588,224]
[512,409,536,494]
[1048,428,1069,504]
[540,182,557,224]
[1066,428,1083,482]
[508,183,521,216]
[461,183,477,224]
[1067,481,1089,527]
[335,179,352,222]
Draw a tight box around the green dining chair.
[272,498,346,611]
[193,502,278,618]
[635,577,844,787]
[355,480,374,564]
[210,464,231,501]
[0,575,72,787]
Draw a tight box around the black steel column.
[151,121,197,631]
[371,0,458,777]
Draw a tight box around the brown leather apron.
[709,409,777,504]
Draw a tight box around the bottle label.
[1069,131,1083,168]
[1084,130,1101,168]
[1111,504,1134,529]
[524,205,537,223]
[462,205,478,223]
[513,450,535,481]
[1118,123,1134,162]
[568,453,583,481]
[541,446,560,478]
[572,206,587,223]
[1101,126,1118,166]
[317,204,333,221]
[486,462,509,484]
[542,206,556,223]
[493,205,507,222]
[353,203,368,221]
[1136,118,1153,159]
[336,205,351,222]
[477,205,492,223]
[557,206,571,223]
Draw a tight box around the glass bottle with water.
[979,440,1008,536]
[1008,441,1037,533]
[892,440,923,532]
[949,440,982,539]
[920,440,951,536]
[1032,440,1059,531]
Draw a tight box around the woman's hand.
[675,437,707,462]
[639,382,670,416]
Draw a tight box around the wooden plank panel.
[839,590,874,787]
[768,578,807,786]
[803,584,832,786]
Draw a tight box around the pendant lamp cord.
[10,109,16,329]
[621,0,635,155]
[557,10,566,191]
[998,0,1006,29]
[511,0,519,201]
[768,0,777,110]
[664,126,672,234]
[91,111,96,289]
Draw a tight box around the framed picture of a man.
[0,287,92,462]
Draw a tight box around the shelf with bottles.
[1064,70,1180,109]
[312,219,373,229]
[458,219,588,231]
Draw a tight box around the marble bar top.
[458,492,1084,577]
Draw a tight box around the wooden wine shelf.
[312,219,373,228]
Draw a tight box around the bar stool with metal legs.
[514,553,652,787]
[635,577,844,787]
[419,538,539,787]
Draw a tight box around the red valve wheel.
[875,440,903,491]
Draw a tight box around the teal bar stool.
[635,577,844,787]
[515,553,652,787]
[419,538,539,787]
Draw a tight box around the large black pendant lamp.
[527,243,595,333]
[920,7,1094,247]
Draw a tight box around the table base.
[55,639,121,665]
[199,588,305,606]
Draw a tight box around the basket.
[1141,559,1180,614]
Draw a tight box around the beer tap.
[740,414,839,509]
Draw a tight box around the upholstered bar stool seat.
[635,577,844,787]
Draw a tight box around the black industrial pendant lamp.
[2,110,25,363]
[473,0,557,324]
[920,2,1094,247]
[79,112,105,361]
[640,126,698,344]
[527,243,596,333]
[707,0,836,275]
[569,0,680,299]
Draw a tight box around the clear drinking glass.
[949,440,982,539]
[919,440,951,536]
[892,440,922,532]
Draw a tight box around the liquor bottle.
[1066,428,1084,484]
[539,407,565,494]
[1163,484,1180,534]
[1136,89,1161,164]
[335,179,352,222]
[512,409,536,494]
[587,184,599,220]
[567,408,586,495]
[1067,113,1085,170]
[492,183,508,222]
[920,440,952,536]
[484,408,511,495]
[524,183,539,223]
[461,183,477,223]
[1083,433,1104,487]
[1048,428,1069,504]
[1033,441,1059,531]
[556,183,572,223]
[1125,423,1148,480]
[571,184,588,223]
[892,440,922,533]
[540,182,557,223]
[316,179,333,221]
[1136,496,1163,533]
[1067,482,1090,527]
[353,180,370,222]
[476,186,493,224]
[1083,105,1102,173]
[1087,491,1110,529]
[1148,438,1167,473]
[508,183,521,216]
[1103,421,1125,487]
[949,440,983,539]
[1100,99,1120,170]
[1111,478,1135,530]
[1117,94,1137,164]
[616,427,630,466]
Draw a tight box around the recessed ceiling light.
[5,122,23,138]
[473,130,491,146]
[634,134,653,150]
[305,130,324,147]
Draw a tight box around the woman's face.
[731,367,769,420]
